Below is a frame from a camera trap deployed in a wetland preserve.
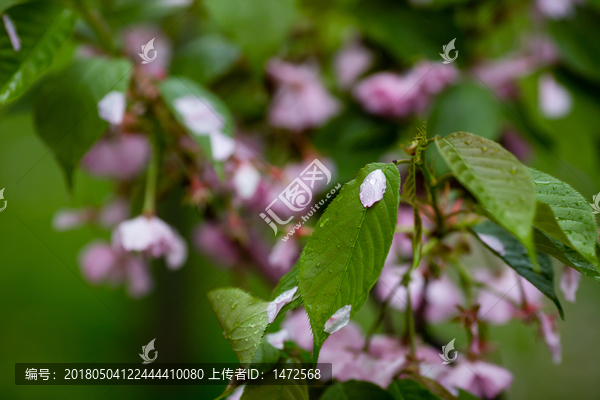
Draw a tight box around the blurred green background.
[2,0,600,398]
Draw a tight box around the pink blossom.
[424,275,463,322]
[267,58,341,132]
[123,26,171,79]
[268,238,299,271]
[282,309,314,351]
[499,131,532,162]
[560,266,581,303]
[266,287,298,323]
[439,361,513,399]
[324,305,352,334]
[265,329,290,350]
[538,312,562,364]
[538,73,573,119]
[97,198,130,229]
[334,41,373,89]
[81,134,150,180]
[79,242,153,298]
[475,268,542,324]
[193,222,240,267]
[375,264,424,311]
[114,215,188,269]
[334,352,404,388]
[52,208,94,231]
[354,62,456,118]
[536,0,582,19]
[97,91,126,125]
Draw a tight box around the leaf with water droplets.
[208,288,269,365]
[435,132,537,263]
[529,168,600,267]
[271,264,302,318]
[298,163,400,362]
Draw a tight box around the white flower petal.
[209,130,235,161]
[477,233,505,256]
[97,91,126,125]
[538,74,572,119]
[2,14,20,51]
[234,163,261,199]
[174,95,224,135]
[324,304,352,334]
[359,169,387,208]
[265,329,290,350]
[266,286,298,323]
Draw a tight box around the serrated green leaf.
[533,229,600,281]
[388,379,443,400]
[241,377,308,400]
[33,57,133,188]
[298,163,400,362]
[0,1,75,104]
[472,221,564,319]
[159,76,234,162]
[528,168,599,266]
[403,160,416,206]
[207,288,270,365]
[321,381,394,400]
[435,132,537,262]
[250,338,281,372]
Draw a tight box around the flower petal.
[359,169,386,208]
[266,286,298,323]
[324,304,352,334]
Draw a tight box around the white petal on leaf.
[209,131,235,161]
[477,233,506,256]
[324,304,351,334]
[359,169,387,207]
[266,286,298,323]
[97,91,126,125]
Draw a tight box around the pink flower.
[281,309,314,351]
[79,242,153,298]
[81,134,150,180]
[439,361,513,399]
[267,58,341,132]
[354,62,456,118]
[499,131,532,162]
[2,14,20,52]
[265,329,290,350]
[538,73,573,119]
[268,238,299,271]
[536,0,582,19]
[560,266,581,303]
[193,222,240,267]
[266,287,298,323]
[538,312,561,364]
[334,41,373,89]
[52,208,94,231]
[233,163,261,200]
[475,267,542,324]
[97,198,130,229]
[424,275,463,323]
[375,264,424,311]
[123,26,171,79]
[113,215,188,269]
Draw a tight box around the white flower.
[2,14,20,51]
[233,163,261,200]
[113,215,188,269]
[324,305,352,334]
[265,329,290,349]
[538,73,573,119]
[359,169,387,208]
[98,91,126,125]
[266,287,298,323]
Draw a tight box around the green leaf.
[435,132,537,262]
[458,389,481,400]
[159,76,234,161]
[33,57,133,188]
[403,160,417,206]
[548,9,600,83]
[320,381,394,400]
[298,163,400,361]
[203,0,297,71]
[533,229,600,281]
[241,380,308,400]
[250,338,281,372]
[429,83,503,141]
[472,221,564,319]
[171,34,240,85]
[388,379,443,400]
[207,288,270,365]
[528,168,599,266]
[0,1,75,104]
